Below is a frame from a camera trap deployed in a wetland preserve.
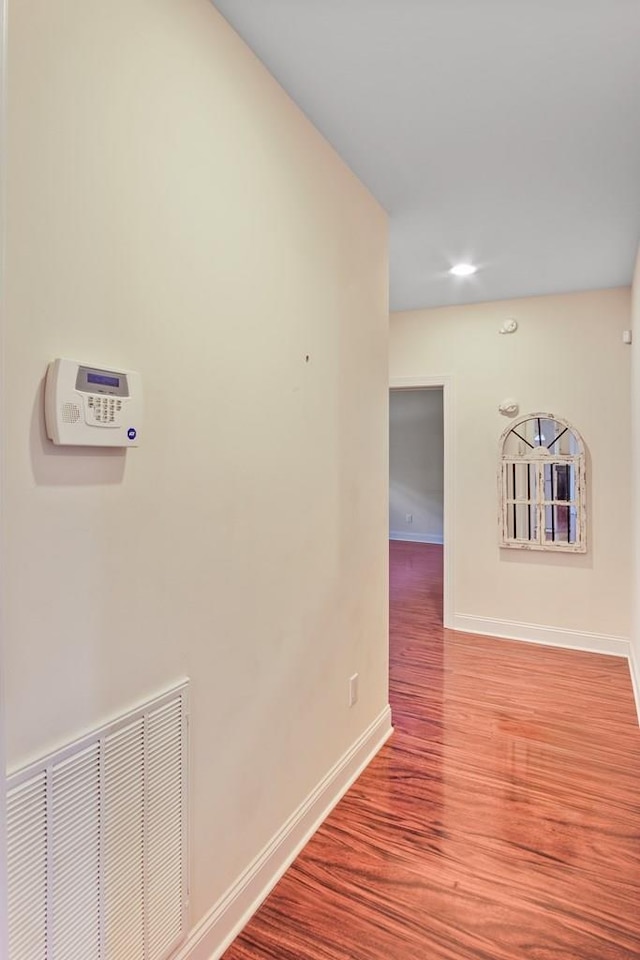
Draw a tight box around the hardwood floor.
[223,541,640,960]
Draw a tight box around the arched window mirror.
[499,413,586,553]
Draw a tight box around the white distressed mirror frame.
[498,412,587,553]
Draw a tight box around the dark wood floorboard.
[223,541,640,959]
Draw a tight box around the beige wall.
[0,0,8,950]
[389,388,443,542]
[631,249,640,708]
[390,288,631,644]
[3,0,388,937]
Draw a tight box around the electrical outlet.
[405,513,413,523]
[349,673,359,707]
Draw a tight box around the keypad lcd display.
[87,372,120,388]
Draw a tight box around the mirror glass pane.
[502,418,580,457]
[542,462,575,502]
[543,505,578,544]
[507,502,538,541]
[505,462,537,500]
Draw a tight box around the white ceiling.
[211,0,640,311]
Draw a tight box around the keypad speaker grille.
[61,402,81,423]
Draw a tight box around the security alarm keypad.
[88,395,123,424]
[77,367,129,426]
[45,358,142,446]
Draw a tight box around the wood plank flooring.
[223,541,640,960]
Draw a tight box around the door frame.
[389,375,454,629]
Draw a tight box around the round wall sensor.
[499,399,519,417]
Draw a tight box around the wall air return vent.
[6,681,189,960]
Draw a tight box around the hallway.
[224,542,640,959]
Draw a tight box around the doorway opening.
[389,385,445,625]
[389,377,453,630]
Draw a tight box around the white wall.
[389,388,443,543]
[0,0,8,951]
[630,248,640,715]
[390,288,631,651]
[3,0,389,951]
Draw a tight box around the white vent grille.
[6,774,47,960]
[146,701,185,960]
[103,721,145,960]
[51,744,101,960]
[7,683,188,960]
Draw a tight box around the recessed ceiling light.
[450,263,477,277]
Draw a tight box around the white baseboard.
[175,705,393,960]
[452,614,629,658]
[629,644,640,725]
[389,531,444,545]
